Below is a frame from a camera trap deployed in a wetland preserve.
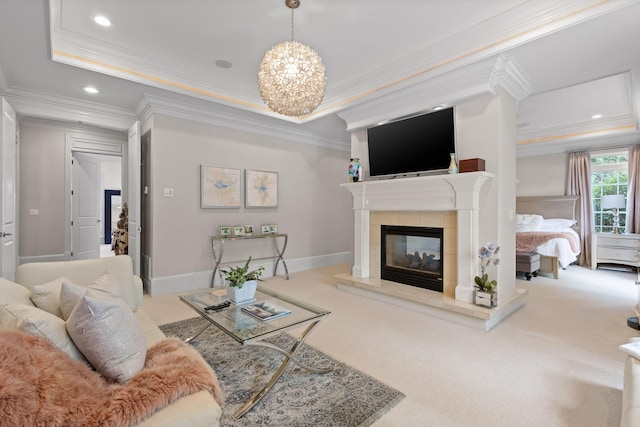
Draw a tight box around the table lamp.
[601,194,625,234]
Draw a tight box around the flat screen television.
[367,107,455,178]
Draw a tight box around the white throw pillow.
[516,214,544,232]
[0,278,33,306]
[0,303,87,362]
[66,294,146,383]
[59,270,127,320]
[30,277,74,318]
[541,218,577,229]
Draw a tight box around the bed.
[515,195,581,279]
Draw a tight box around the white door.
[72,153,100,259]
[127,122,141,275]
[1,98,17,280]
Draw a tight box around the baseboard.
[146,252,352,297]
[19,254,68,264]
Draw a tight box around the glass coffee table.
[180,286,331,420]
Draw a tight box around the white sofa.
[3,255,222,427]
[621,337,640,427]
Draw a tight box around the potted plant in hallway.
[474,242,500,308]
[221,256,265,304]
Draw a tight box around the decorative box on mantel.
[459,158,485,173]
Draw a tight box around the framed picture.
[243,225,254,235]
[201,165,241,208]
[270,224,278,234]
[245,170,278,208]
[220,226,231,237]
[261,225,271,234]
[233,226,246,236]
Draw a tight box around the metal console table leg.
[272,234,289,279]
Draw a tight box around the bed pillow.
[0,303,87,362]
[516,214,544,232]
[66,294,146,383]
[541,218,577,229]
[30,277,75,318]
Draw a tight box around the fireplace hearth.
[381,225,443,292]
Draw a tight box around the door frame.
[64,132,125,260]
[104,189,121,245]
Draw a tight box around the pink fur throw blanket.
[0,330,223,427]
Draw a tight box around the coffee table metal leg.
[185,322,212,344]
[232,320,332,420]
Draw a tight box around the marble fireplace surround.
[338,171,527,330]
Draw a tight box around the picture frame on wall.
[201,165,241,208]
[220,226,231,237]
[233,226,246,236]
[245,170,278,208]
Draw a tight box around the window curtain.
[626,145,640,233]
[566,151,593,267]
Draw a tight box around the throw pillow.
[0,303,87,362]
[0,278,32,306]
[66,294,146,383]
[59,270,127,320]
[30,277,75,318]
[516,214,544,232]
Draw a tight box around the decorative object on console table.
[447,153,458,174]
[459,158,486,173]
[474,242,500,308]
[221,256,265,304]
[601,194,626,234]
[348,158,361,182]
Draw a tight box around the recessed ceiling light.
[215,59,233,69]
[432,105,445,111]
[94,16,111,27]
[592,114,603,119]
[84,86,99,94]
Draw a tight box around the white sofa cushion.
[29,277,73,318]
[0,278,33,306]
[16,256,138,311]
[0,303,86,362]
[66,294,146,383]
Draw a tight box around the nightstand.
[592,233,640,270]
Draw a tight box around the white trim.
[19,254,68,264]
[146,252,351,296]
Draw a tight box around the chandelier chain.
[290,8,295,41]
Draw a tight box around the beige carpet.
[144,263,638,426]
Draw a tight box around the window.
[591,151,628,233]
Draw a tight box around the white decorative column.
[340,172,493,303]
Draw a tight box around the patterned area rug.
[160,317,405,426]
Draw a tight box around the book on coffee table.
[241,301,291,321]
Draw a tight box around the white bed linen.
[533,227,581,268]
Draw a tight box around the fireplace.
[381,225,443,292]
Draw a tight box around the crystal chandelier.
[258,0,326,117]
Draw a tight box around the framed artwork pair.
[201,166,278,209]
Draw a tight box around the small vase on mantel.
[448,153,458,174]
[348,158,361,182]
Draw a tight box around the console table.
[210,233,289,286]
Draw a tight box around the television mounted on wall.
[366,107,455,179]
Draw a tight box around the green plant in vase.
[221,256,265,288]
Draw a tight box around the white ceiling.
[1,0,639,156]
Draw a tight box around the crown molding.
[337,55,531,131]
[2,87,137,131]
[136,94,350,152]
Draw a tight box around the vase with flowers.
[474,242,500,308]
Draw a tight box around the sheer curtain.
[566,151,593,266]
[627,145,640,233]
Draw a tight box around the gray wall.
[516,152,568,196]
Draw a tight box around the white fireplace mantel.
[340,171,494,303]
